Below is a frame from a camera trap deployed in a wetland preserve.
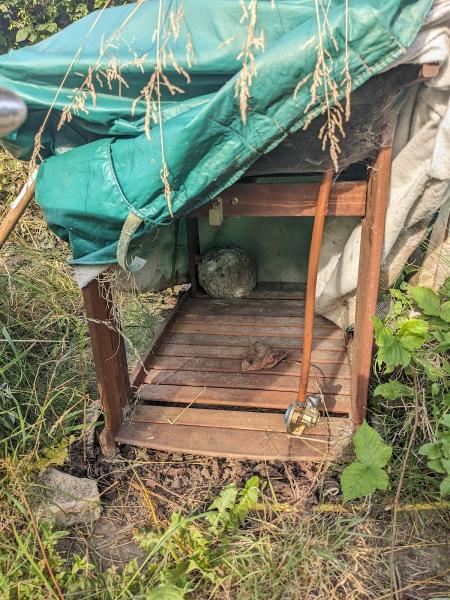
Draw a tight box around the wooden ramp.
[116,286,353,461]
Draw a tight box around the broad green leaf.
[35,435,75,472]
[15,27,30,43]
[441,459,450,474]
[432,383,440,397]
[207,483,238,531]
[419,443,442,460]
[146,583,186,600]
[414,357,442,382]
[374,381,413,400]
[353,421,392,467]
[397,318,429,350]
[427,459,447,474]
[234,476,259,525]
[409,286,441,316]
[160,563,190,591]
[439,475,450,498]
[440,275,450,297]
[441,300,450,323]
[341,462,389,501]
[372,316,394,347]
[441,414,450,429]
[378,339,411,368]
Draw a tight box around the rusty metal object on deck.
[284,394,322,438]
[241,341,289,372]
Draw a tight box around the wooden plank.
[170,321,343,339]
[186,297,306,309]
[351,146,392,427]
[115,420,345,461]
[129,289,191,389]
[132,405,351,436]
[158,343,348,364]
[190,181,366,218]
[138,384,350,412]
[82,277,131,456]
[151,355,350,379]
[177,313,337,330]
[182,302,307,317]
[244,283,305,299]
[144,369,350,395]
[166,332,345,351]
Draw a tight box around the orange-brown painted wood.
[82,277,131,455]
[166,332,345,351]
[190,181,366,217]
[144,368,350,395]
[351,147,392,426]
[130,289,191,390]
[116,419,350,461]
[131,404,348,436]
[170,321,343,339]
[138,384,350,413]
[298,171,334,404]
[151,355,350,379]
[158,342,348,364]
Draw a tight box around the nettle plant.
[341,277,450,501]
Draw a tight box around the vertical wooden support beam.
[351,146,392,427]
[82,276,131,456]
[186,217,201,296]
[298,170,334,404]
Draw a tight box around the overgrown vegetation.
[0,1,128,53]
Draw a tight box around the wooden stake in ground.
[0,170,37,249]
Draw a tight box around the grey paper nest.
[198,247,257,299]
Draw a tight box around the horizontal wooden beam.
[190,181,367,218]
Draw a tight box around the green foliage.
[374,380,413,400]
[341,421,392,501]
[135,477,260,596]
[419,415,450,497]
[0,0,128,54]
[372,277,450,498]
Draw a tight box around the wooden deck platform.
[116,285,352,461]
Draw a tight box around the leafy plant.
[341,421,392,501]
[372,277,450,498]
[419,414,450,497]
[0,0,128,54]
[132,477,260,597]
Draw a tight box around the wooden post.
[186,217,201,296]
[82,276,131,456]
[298,171,334,404]
[351,146,392,427]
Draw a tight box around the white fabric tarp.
[317,0,450,328]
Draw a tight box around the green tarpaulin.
[0,0,433,267]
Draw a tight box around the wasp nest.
[198,247,257,299]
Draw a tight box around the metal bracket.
[208,197,223,226]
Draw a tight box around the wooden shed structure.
[82,152,386,460]
[80,62,439,461]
